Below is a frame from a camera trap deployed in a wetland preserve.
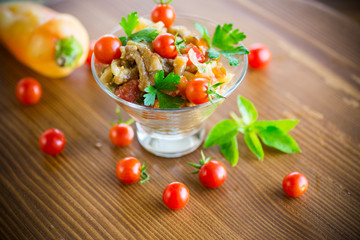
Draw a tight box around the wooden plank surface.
[0,0,359,239]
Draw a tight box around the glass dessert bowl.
[92,15,248,158]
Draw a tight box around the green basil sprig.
[204,96,301,166]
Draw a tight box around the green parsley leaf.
[253,120,299,133]
[204,120,239,148]
[119,12,158,44]
[130,28,158,43]
[194,22,248,66]
[119,36,128,46]
[258,126,301,153]
[237,96,258,125]
[212,24,246,50]
[244,132,264,160]
[120,12,139,36]
[156,72,180,91]
[144,86,157,106]
[194,22,212,47]
[220,136,239,166]
[207,48,220,59]
[143,70,184,109]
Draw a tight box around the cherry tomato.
[39,128,66,155]
[184,44,205,66]
[86,40,96,68]
[94,35,122,64]
[15,78,42,105]
[109,123,134,146]
[248,43,271,69]
[282,172,308,197]
[116,157,141,184]
[163,182,190,210]
[199,160,227,188]
[185,78,209,104]
[176,76,188,97]
[151,3,176,28]
[152,33,177,59]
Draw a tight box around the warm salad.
[94,8,248,109]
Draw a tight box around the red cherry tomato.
[176,76,188,97]
[15,78,42,105]
[86,40,96,68]
[152,33,177,59]
[151,3,176,28]
[248,43,271,69]
[116,157,141,184]
[185,78,209,104]
[163,182,190,210]
[94,35,122,64]
[39,128,66,155]
[184,44,205,66]
[282,172,308,197]
[199,160,227,188]
[109,123,134,146]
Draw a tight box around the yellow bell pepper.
[0,2,89,78]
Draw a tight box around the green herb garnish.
[144,70,184,109]
[194,22,249,66]
[204,96,301,166]
[119,12,159,45]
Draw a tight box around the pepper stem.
[55,36,83,67]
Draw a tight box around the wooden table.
[1,0,359,239]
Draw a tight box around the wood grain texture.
[0,0,359,239]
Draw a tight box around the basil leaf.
[156,91,184,109]
[244,132,264,160]
[258,126,301,153]
[130,28,158,43]
[119,36,128,46]
[237,96,258,125]
[204,120,239,148]
[220,136,239,166]
[253,120,299,133]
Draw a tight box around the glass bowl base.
[136,123,205,158]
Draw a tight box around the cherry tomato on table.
[188,151,227,188]
[151,0,176,28]
[282,172,308,197]
[116,157,149,184]
[109,107,134,146]
[109,123,134,146]
[248,43,271,69]
[86,40,97,68]
[15,77,42,105]
[152,33,177,59]
[185,78,209,104]
[39,128,66,155]
[163,182,190,210]
[94,35,122,64]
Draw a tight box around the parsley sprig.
[144,70,184,109]
[119,12,159,45]
[204,96,301,166]
[194,22,249,66]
